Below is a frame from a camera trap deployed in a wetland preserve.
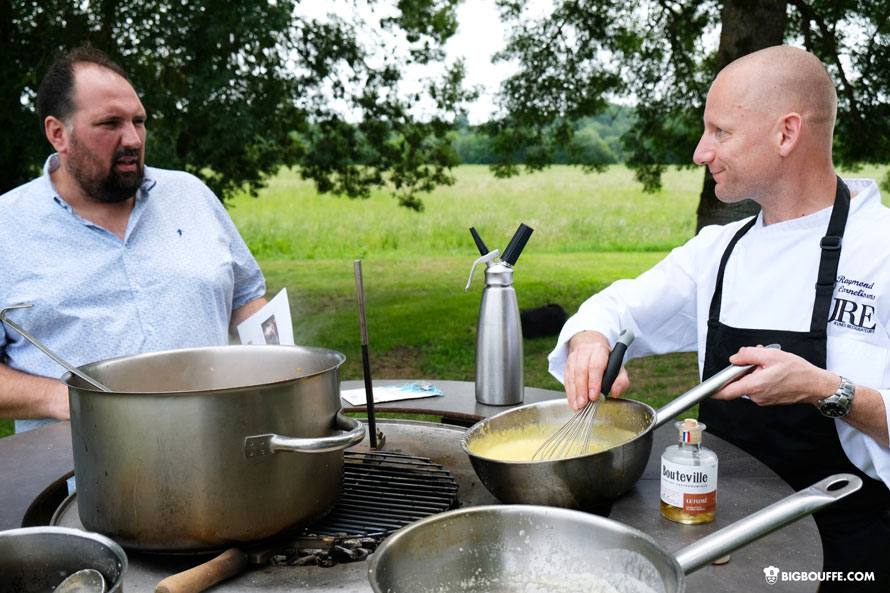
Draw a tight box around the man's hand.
[564,331,630,412]
[711,346,834,406]
[712,345,889,446]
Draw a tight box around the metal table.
[0,380,821,592]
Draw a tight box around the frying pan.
[368,473,861,593]
[462,362,758,509]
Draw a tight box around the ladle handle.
[0,304,111,392]
[652,344,780,429]
[674,473,862,575]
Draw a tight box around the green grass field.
[2,163,886,438]
[230,164,712,414]
[229,164,702,259]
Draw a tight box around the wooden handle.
[154,548,248,593]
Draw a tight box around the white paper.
[236,288,294,345]
[341,381,444,406]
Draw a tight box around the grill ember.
[247,451,459,567]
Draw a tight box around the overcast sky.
[445,0,515,123]
[295,0,516,124]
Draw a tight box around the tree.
[1,0,473,209]
[490,0,890,229]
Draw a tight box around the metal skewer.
[532,329,634,460]
[354,260,381,450]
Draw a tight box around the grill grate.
[247,451,459,566]
[302,450,459,537]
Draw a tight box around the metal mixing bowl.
[0,527,127,593]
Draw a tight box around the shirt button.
[145,325,154,333]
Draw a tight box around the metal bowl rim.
[367,504,681,592]
[460,397,657,464]
[0,525,129,580]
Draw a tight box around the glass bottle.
[660,418,718,524]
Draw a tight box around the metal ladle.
[0,304,112,392]
[52,568,107,593]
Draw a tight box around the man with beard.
[0,47,268,433]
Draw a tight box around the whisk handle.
[601,329,634,397]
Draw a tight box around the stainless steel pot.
[0,526,127,593]
[368,474,861,593]
[461,363,753,508]
[62,345,364,552]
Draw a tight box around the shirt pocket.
[827,336,889,388]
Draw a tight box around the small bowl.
[0,527,127,593]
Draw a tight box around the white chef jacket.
[548,178,890,486]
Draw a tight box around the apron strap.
[708,217,758,322]
[811,177,851,332]
[708,177,852,329]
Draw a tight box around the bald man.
[548,46,889,590]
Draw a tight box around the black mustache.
[114,148,140,160]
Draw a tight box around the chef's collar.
[752,177,879,233]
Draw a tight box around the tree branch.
[788,0,863,123]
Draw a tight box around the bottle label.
[660,457,717,513]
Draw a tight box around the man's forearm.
[797,369,889,448]
[0,362,69,420]
[229,297,269,337]
[841,384,889,448]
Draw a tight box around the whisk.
[532,329,635,460]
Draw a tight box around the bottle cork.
[677,418,706,445]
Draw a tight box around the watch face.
[820,402,847,418]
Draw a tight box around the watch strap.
[817,376,855,418]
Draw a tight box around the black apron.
[699,178,890,592]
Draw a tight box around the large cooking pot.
[0,526,127,593]
[461,363,753,508]
[62,344,364,552]
[368,473,861,593]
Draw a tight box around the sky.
[445,1,516,123]
[294,0,517,124]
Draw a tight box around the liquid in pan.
[467,423,638,461]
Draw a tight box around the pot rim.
[460,397,656,464]
[0,526,129,591]
[61,344,346,395]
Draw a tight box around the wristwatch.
[816,376,856,418]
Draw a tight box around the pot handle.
[244,414,365,458]
[652,344,780,429]
[674,473,862,575]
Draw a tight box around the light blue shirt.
[0,154,266,433]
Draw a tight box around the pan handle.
[154,548,248,593]
[674,473,862,575]
[652,344,780,429]
[244,414,365,458]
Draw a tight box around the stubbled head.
[693,46,837,204]
[716,45,837,144]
